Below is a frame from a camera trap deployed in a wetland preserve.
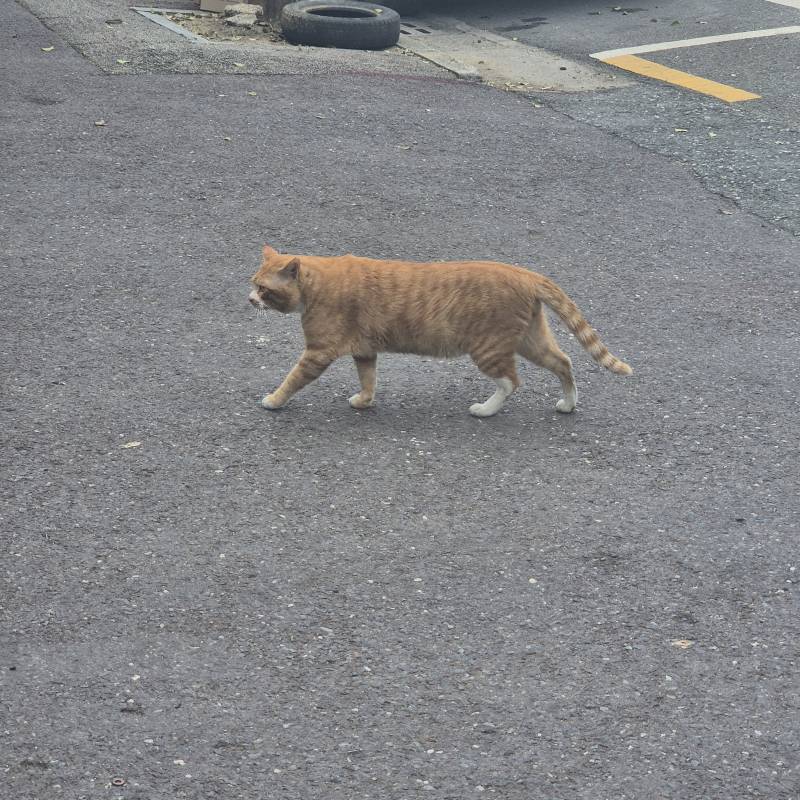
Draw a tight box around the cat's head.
[249,245,304,314]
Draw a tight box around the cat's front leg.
[262,349,334,410]
[349,355,377,409]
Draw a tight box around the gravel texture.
[2,1,799,799]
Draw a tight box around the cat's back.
[309,254,535,312]
[306,255,536,355]
[322,254,532,291]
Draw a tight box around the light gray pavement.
[2,1,799,799]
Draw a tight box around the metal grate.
[400,22,433,36]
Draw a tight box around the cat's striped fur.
[249,245,631,417]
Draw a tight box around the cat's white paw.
[261,394,284,410]
[555,398,576,413]
[348,393,374,410]
[470,378,513,418]
[469,402,497,418]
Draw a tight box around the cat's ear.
[278,258,300,281]
[262,244,279,257]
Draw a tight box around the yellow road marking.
[601,54,760,103]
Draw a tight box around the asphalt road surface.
[2,1,799,799]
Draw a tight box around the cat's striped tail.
[533,275,633,375]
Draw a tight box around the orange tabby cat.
[249,245,632,417]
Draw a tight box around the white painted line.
[591,25,800,60]
[765,0,800,9]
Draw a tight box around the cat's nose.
[248,290,261,307]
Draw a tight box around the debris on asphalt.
[223,2,261,16]
[226,13,259,28]
[120,440,141,448]
[166,10,284,44]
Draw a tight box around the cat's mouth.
[248,289,266,309]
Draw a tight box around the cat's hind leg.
[469,350,520,418]
[517,312,577,413]
[349,355,377,409]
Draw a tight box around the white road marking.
[591,25,800,60]
[765,0,800,9]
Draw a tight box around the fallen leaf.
[246,91,257,96]
[233,62,245,68]
[41,46,55,52]
[671,639,693,649]
[94,120,107,127]
[116,59,130,65]
[120,441,141,449]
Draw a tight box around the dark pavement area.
[2,1,799,798]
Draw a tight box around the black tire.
[281,1,401,50]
